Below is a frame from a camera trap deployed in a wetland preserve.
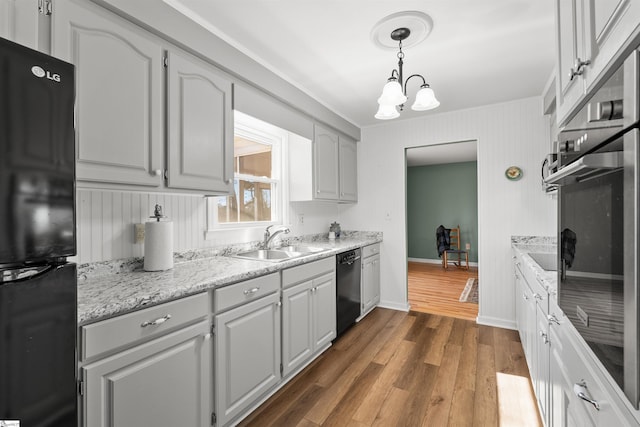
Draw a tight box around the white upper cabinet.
[52,0,164,187]
[290,124,358,203]
[313,124,340,200]
[339,135,358,202]
[555,0,640,125]
[166,49,233,193]
[0,0,46,52]
[51,0,234,194]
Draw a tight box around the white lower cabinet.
[214,290,281,427]
[514,249,637,427]
[361,244,380,315]
[80,293,211,427]
[282,257,336,377]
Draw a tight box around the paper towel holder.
[150,204,167,222]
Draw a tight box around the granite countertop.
[511,236,557,295]
[78,233,381,325]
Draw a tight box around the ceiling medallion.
[370,11,433,50]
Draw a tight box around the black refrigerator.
[0,37,77,427]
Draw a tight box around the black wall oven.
[546,46,640,408]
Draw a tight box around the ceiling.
[165,0,556,128]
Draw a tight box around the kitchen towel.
[144,220,174,271]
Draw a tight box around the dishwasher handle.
[341,256,361,265]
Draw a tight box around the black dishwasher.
[336,249,361,337]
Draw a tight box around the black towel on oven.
[561,228,577,268]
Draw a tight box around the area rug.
[459,278,478,303]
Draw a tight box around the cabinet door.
[535,303,550,425]
[83,321,211,427]
[167,49,233,194]
[361,254,380,315]
[313,272,337,349]
[0,0,43,52]
[313,124,339,200]
[215,292,281,427]
[52,0,163,187]
[282,280,313,377]
[583,0,640,89]
[555,0,587,123]
[338,136,357,202]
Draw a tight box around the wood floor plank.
[422,343,463,426]
[352,340,415,425]
[472,343,499,427]
[454,322,478,392]
[448,388,475,427]
[322,362,384,427]
[371,387,410,427]
[239,308,540,427]
[424,315,454,366]
[402,362,440,427]
[372,313,415,365]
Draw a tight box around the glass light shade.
[374,103,400,120]
[411,86,440,111]
[377,79,407,106]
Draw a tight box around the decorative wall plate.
[505,166,523,181]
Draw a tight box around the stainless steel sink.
[277,245,330,254]
[233,249,304,262]
[232,245,330,262]
[528,252,557,271]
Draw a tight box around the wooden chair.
[442,226,469,270]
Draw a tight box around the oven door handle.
[544,152,623,185]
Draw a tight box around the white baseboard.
[377,300,410,312]
[476,315,517,330]
[408,257,442,264]
[408,257,478,267]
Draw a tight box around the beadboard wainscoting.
[75,189,342,265]
[340,96,556,328]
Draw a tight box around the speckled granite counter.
[78,232,382,325]
[511,235,557,295]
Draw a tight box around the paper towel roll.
[144,221,174,271]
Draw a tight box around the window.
[208,111,286,230]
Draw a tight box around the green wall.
[407,161,478,262]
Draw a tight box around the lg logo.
[31,65,61,83]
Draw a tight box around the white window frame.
[205,111,288,238]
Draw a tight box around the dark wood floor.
[239,308,541,427]
[408,262,479,320]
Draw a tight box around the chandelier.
[375,27,439,120]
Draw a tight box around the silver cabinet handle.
[152,169,163,177]
[225,178,232,184]
[243,287,260,295]
[276,301,282,308]
[539,330,548,344]
[522,293,529,301]
[547,314,561,325]
[533,293,543,301]
[569,57,591,81]
[574,381,600,410]
[141,314,171,327]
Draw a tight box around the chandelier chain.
[397,40,404,60]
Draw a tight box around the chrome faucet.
[262,225,290,249]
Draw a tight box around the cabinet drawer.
[362,243,380,258]
[560,324,634,426]
[214,272,280,312]
[282,257,335,289]
[81,292,208,360]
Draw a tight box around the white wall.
[340,96,557,328]
[75,189,339,264]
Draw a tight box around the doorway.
[405,140,479,320]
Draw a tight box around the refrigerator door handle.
[0,265,54,283]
